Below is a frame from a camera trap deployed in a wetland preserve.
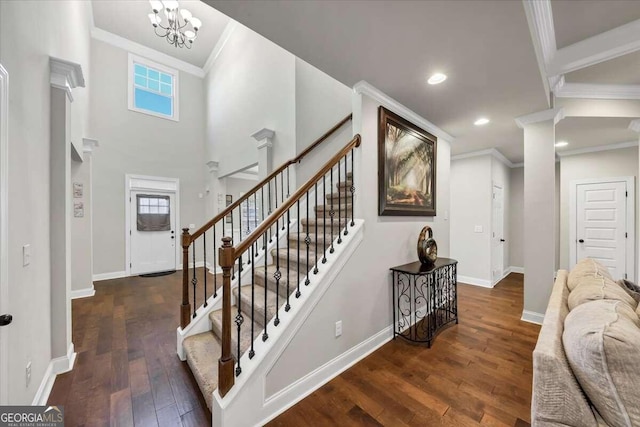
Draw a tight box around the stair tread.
[183,331,221,410]
[287,232,332,245]
[238,284,279,327]
[210,306,263,361]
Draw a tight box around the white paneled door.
[575,181,629,279]
[492,185,505,282]
[130,191,177,275]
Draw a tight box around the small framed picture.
[225,195,233,223]
[74,201,84,218]
[73,182,83,198]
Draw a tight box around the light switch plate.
[335,320,342,337]
[22,244,31,266]
[474,225,483,233]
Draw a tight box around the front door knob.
[0,314,12,326]
[578,239,584,243]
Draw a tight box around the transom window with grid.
[128,54,179,121]
[138,196,170,215]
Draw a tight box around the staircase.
[183,173,353,410]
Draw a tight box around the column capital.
[207,161,220,173]
[251,128,275,150]
[515,107,564,129]
[82,138,99,154]
[629,119,640,133]
[50,57,85,102]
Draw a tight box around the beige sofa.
[532,259,640,427]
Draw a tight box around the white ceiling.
[555,117,638,153]
[552,1,640,49]
[565,51,640,85]
[92,0,230,68]
[205,0,548,163]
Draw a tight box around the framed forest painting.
[378,106,437,216]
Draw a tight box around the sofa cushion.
[563,299,640,427]
[532,270,598,427]
[568,258,612,291]
[568,275,638,312]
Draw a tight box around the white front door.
[492,185,505,282]
[575,181,628,279]
[130,191,176,275]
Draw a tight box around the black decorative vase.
[417,226,438,266]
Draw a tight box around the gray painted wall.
[509,167,524,269]
[71,155,93,292]
[264,93,451,396]
[90,39,207,275]
[0,0,92,404]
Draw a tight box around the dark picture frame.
[378,106,437,216]
[225,194,233,224]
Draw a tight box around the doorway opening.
[492,183,505,284]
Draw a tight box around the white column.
[251,128,275,181]
[629,119,640,279]
[515,108,564,323]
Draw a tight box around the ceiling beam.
[548,18,640,77]
[522,0,556,106]
[555,83,640,100]
[556,98,640,118]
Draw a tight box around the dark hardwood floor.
[48,272,538,427]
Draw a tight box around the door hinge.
[129,230,132,235]
[130,197,132,202]
[626,191,628,197]
[625,273,628,279]
[130,263,132,268]
[626,232,628,238]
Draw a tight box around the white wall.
[205,24,296,178]
[264,92,451,396]
[294,58,353,185]
[450,155,492,283]
[509,167,524,269]
[71,156,93,293]
[90,39,207,275]
[559,147,639,278]
[0,0,92,404]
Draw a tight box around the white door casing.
[125,175,180,276]
[492,184,505,282]
[570,177,635,281]
[0,64,9,405]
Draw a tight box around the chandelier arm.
[154,26,169,38]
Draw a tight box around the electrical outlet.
[335,320,342,337]
[26,361,31,387]
[22,244,31,266]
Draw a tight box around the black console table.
[390,258,458,347]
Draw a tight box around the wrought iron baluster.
[235,256,243,376]
[344,153,349,236]
[280,171,284,208]
[213,224,218,297]
[191,241,197,318]
[203,233,208,307]
[262,232,268,341]
[285,210,291,312]
[337,159,342,244]
[350,148,355,227]
[305,191,311,286]
[287,167,290,198]
[274,217,281,326]
[268,180,272,243]
[322,175,327,264]
[307,181,318,274]
[231,210,235,280]
[249,245,255,359]
[261,187,266,250]
[296,200,301,297]
[238,206,243,267]
[329,167,335,254]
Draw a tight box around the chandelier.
[148,1,202,49]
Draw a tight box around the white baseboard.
[93,271,126,282]
[257,326,393,426]
[71,287,95,299]
[521,310,545,325]
[32,343,76,406]
[458,275,493,288]
[509,266,525,274]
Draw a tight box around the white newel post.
[252,128,275,181]
[50,57,85,371]
[629,119,640,278]
[515,108,564,324]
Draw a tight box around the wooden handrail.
[234,134,361,257]
[189,114,352,242]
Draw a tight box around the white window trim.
[128,53,180,122]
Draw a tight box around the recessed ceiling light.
[427,73,447,85]
[474,117,490,126]
[555,141,569,147]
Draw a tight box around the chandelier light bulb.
[184,30,196,40]
[180,9,192,22]
[148,13,160,27]
[162,0,179,11]
[149,0,163,13]
[190,17,202,30]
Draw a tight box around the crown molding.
[203,21,237,74]
[556,140,638,157]
[353,80,454,142]
[548,18,640,77]
[82,138,99,153]
[50,57,85,102]
[515,107,564,128]
[252,128,275,142]
[91,27,205,78]
[522,0,556,106]
[207,161,219,173]
[629,120,640,133]
[555,83,640,100]
[229,172,259,181]
[451,148,517,168]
